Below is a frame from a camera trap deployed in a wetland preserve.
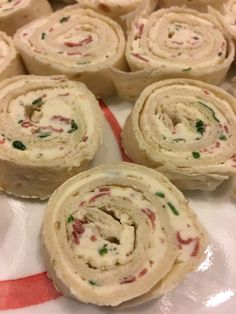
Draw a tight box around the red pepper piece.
[176,231,194,245]
[191,239,200,257]
[120,276,136,284]
[141,208,156,228]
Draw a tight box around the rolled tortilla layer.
[0,75,104,199]
[159,0,222,12]
[0,0,52,36]
[112,5,234,101]
[14,5,126,97]
[122,79,236,191]
[42,162,207,306]
[209,1,236,45]
[74,0,143,18]
[0,31,24,81]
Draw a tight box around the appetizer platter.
[0,0,236,313]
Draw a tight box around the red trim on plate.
[0,272,60,310]
[0,99,131,310]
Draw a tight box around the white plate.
[0,95,236,313]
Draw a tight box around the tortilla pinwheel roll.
[0,0,52,36]
[14,5,126,98]
[208,1,236,48]
[0,31,25,81]
[159,0,222,12]
[112,6,234,101]
[122,79,236,191]
[74,0,143,18]
[42,162,208,306]
[0,75,104,199]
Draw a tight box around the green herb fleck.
[12,140,26,151]
[98,245,108,256]
[41,32,46,40]
[60,16,70,23]
[67,215,74,223]
[182,67,192,71]
[68,120,78,133]
[38,132,51,138]
[219,134,227,141]
[167,202,179,216]
[198,101,219,122]
[88,280,96,286]
[155,192,165,198]
[192,151,200,159]
[195,120,205,135]
[18,119,23,124]
[7,0,13,2]
[32,97,44,106]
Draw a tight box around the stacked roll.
[14,5,126,97]
[209,0,236,44]
[0,0,52,36]
[111,6,234,101]
[0,75,104,199]
[74,0,143,18]
[159,0,222,12]
[122,79,236,191]
[0,31,24,81]
[42,162,208,306]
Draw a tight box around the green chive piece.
[182,67,192,71]
[167,202,179,216]
[32,97,43,106]
[98,245,108,256]
[198,101,220,122]
[195,120,205,135]
[18,120,23,124]
[38,132,51,138]
[68,120,78,133]
[155,192,165,198]
[88,280,96,286]
[41,32,46,40]
[192,151,200,159]
[60,16,70,23]
[12,140,26,151]
[219,134,227,141]
[67,215,74,223]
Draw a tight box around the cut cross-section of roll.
[0,75,104,199]
[159,0,222,12]
[209,1,236,46]
[122,79,236,191]
[0,0,52,36]
[111,5,234,101]
[14,5,126,98]
[42,162,208,306]
[0,31,25,81]
[74,0,143,18]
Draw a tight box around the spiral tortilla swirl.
[209,0,236,46]
[0,31,24,81]
[111,6,234,101]
[122,79,236,191]
[0,75,104,199]
[0,0,52,36]
[74,0,143,17]
[42,162,208,306]
[14,5,126,97]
